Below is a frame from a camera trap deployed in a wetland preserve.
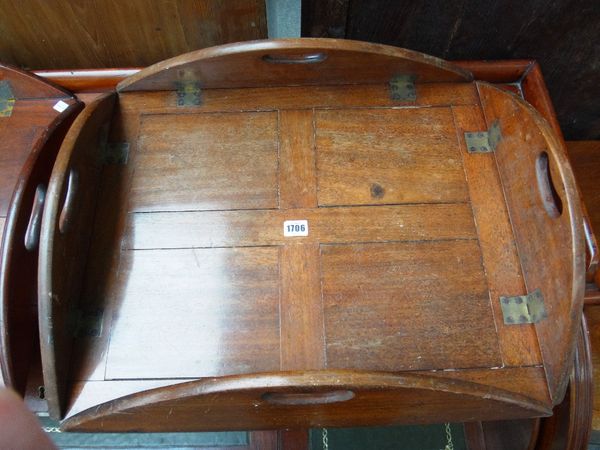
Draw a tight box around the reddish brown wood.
[38,93,116,417]
[0,65,69,99]
[452,104,541,367]
[454,60,533,83]
[36,69,139,93]
[587,306,600,431]
[60,371,551,432]
[25,43,583,432]
[478,82,585,404]
[534,317,593,449]
[568,140,600,287]
[117,39,473,92]
[0,64,80,394]
[523,66,599,282]
[278,429,309,450]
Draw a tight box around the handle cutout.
[24,184,46,251]
[261,390,354,406]
[535,151,563,218]
[59,169,79,234]
[262,53,327,64]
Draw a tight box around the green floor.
[41,416,466,449]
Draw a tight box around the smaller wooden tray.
[0,65,80,393]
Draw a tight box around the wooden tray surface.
[34,40,584,430]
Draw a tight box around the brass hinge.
[103,142,130,165]
[464,120,502,153]
[500,289,547,325]
[0,80,15,117]
[389,75,416,101]
[176,81,202,106]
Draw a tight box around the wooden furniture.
[0,40,591,435]
[35,39,586,431]
[0,0,267,69]
[0,65,80,394]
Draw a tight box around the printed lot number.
[283,220,309,237]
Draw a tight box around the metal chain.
[443,423,454,450]
[322,427,329,450]
[42,426,62,433]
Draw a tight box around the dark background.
[302,0,600,140]
[0,0,597,139]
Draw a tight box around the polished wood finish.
[534,316,593,450]
[36,69,140,93]
[117,39,472,92]
[62,371,550,432]
[38,93,116,417]
[0,0,266,69]
[0,64,79,393]
[478,82,585,403]
[464,317,593,450]
[30,41,584,431]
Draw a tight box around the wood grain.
[117,39,472,92]
[478,82,585,404]
[0,98,80,393]
[131,112,279,212]
[322,240,500,371]
[452,104,542,367]
[104,247,280,379]
[0,0,266,69]
[119,82,479,115]
[0,64,78,394]
[38,93,116,418]
[279,110,317,209]
[125,204,477,249]
[280,244,325,370]
[568,140,600,285]
[59,371,550,432]
[316,107,469,206]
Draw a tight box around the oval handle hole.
[59,169,79,234]
[262,53,327,64]
[535,151,563,218]
[261,390,354,406]
[24,184,47,251]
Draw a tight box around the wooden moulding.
[0,64,81,392]
[38,93,116,417]
[477,82,585,404]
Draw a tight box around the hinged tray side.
[477,82,586,405]
[60,371,551,432]
[38,93,116,419]
[117,39,473,92]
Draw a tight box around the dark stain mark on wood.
[370,183,385,198]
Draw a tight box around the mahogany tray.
[0,65,79,394]
[29,39,586,431]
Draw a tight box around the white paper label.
[53,100,69,113]
[283,220,308,237]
